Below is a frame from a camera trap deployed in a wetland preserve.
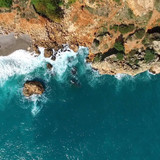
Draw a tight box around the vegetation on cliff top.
[114,42,124,52]
[144,49,155,63]
[0,0,12,8]
[135,28,145,39]
[31,0,64,22]
[119,24,135,34]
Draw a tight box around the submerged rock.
[70,78,80,87]
[71,67,77,75]
[23,81,44,97]
[44,48,53,58]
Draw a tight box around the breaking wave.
[0,45,157,116]
[0,50,44,85]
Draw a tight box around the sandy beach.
[0,33,32,56]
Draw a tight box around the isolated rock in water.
[44,48,53,58]
[23,81,44,97]
[47,63,53,70]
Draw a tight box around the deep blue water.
[0,47,160,160]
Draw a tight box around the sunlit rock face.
[23,81,44,97]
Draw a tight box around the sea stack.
[23,81,44,97]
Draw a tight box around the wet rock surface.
[44,48,53,58]
[47,63,53,70]
[23,81,44,97]
[33,45,40,55]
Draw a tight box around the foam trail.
[37,46,78,81]
[0,46,96,116]
[31,97,42,116]
[52,49,78,78]
[28,94,48,116]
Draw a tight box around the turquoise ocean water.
[0,47,160,160]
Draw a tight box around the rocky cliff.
[0,0,160,75]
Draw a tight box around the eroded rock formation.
[23,81,44,97]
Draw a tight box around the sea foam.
[0,46,92,115]
[114,73,128,80]
[0,50,44,85]
[0,45,79,85]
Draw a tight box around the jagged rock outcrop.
[23,81,44,97]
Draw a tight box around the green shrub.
[129,49,137,56]
[113,0,120,4]
[93,53,102,62]
[128,8,134,19]
[114,42,124,52]
[135,29,145,39]
[0,0,12,8]
[119,24,135,34]
[68,0,76,5]
[144,49,155,62]
[116,52,124,60]
[31,0,64,22]
[97,26,108,36]
[142,34,150,46]
[110,25,118,32]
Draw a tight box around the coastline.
[0,32,159,77]
[0,33,32,56]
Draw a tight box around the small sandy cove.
[0,33,32,56]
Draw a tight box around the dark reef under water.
[0,47,160,160]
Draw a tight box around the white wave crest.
[0,45,78,85]
[0,50,44,85]
[38,46,78,81]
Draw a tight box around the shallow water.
[0,47,160,160]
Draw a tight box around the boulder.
[23,81,44,97]
[44,48,53,58]
[51,55,56,61]
[47,63,53,70]
[70,44,79,52]
[33,45,40,55]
